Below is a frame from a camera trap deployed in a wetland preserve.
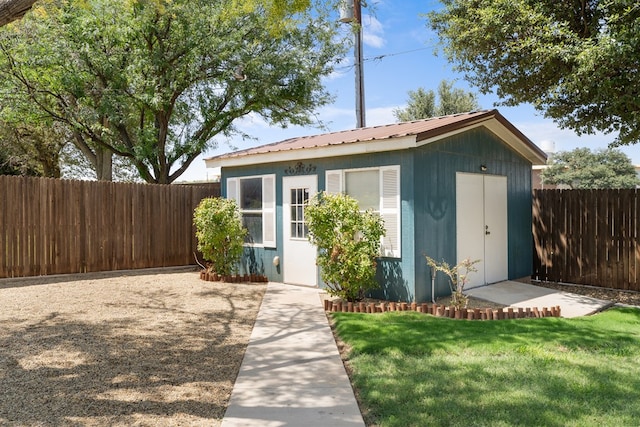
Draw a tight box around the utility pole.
[339,0,366,128]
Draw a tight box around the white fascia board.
[204,135,417,169]
[483,120,547,165]
[415,118,547,165]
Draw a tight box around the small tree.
[193,197,247,277]
[541,148,640,189]
[425,256,480,309]
[306,192,385,302]
[393,79,481,122]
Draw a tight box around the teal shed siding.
[222,150,418,301]
[413,128,533,301]
[221,127,534,303]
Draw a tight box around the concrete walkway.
[466,281,613,318]
[221,282,365,427]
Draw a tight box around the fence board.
[0,176,219,278]
[533,189,640,291]
[621,190,631,290]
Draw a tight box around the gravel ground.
[0,268,266,427]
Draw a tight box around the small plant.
[425,256,480,309]
[306,192,386,302]
[193,197,247,277]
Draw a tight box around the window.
[326,166,400,258]
[289,188,310,239]
[345,170,380,211]
[227,174,276,247]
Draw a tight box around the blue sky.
[177,1,639,182]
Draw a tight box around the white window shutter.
[325,170,343,194]
[380,166,400,258]
[262,174,276,247]
[227,178,238,203]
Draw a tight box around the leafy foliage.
[541,147,640,189]
[193,197,247,277]
[393,79,480,122]
[429,0,640,146]
[425,256,480,308]
[393,87,436,122]
[306,192,386,302]
[0,0,347,183]
[0,119,62,177]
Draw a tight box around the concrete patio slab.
[466,281,613,318]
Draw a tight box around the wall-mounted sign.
[284,162,316,175]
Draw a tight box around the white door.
[483,175,508,284]
[283,175,317,286]
[456,173,508,288]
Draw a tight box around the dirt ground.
[0,268,266,427]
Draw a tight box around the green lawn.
[332,307,640,427]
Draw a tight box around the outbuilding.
[205,110,547,302]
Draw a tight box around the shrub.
[425,256,480,308]
[193,197,247,277]
[306,192,386,302]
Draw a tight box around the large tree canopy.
[393,80,480,122]
[0,0,346,183]
[541,147,640,189]
[429,1,640,146]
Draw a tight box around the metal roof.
[205,109,547,165]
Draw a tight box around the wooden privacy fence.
[0,176,220,278]
[532,189,640,291]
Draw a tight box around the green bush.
[193,197,247,276]
[306,192,385,302]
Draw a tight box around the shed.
[204,110,547,302]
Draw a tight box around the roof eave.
[204,135,418,169]
[414,112,547,165]
[204,110,547,169]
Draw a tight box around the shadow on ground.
[0,273,266,426]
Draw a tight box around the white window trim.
[325,166,401,258]
[227,174,276,248]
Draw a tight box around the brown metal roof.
[206,109,547,163]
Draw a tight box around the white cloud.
[365,106,397,126]
[362,15,385,48]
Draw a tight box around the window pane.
[242,213,263,244]
[345,170,379,211]
[240,178,262,210]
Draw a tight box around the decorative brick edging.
[323,299,561,320]
[199,270,268,283]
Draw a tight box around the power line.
[333,46,433,72]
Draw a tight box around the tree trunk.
[71,131,113,181]
[0,0,37,27]
[95,146,113,181]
